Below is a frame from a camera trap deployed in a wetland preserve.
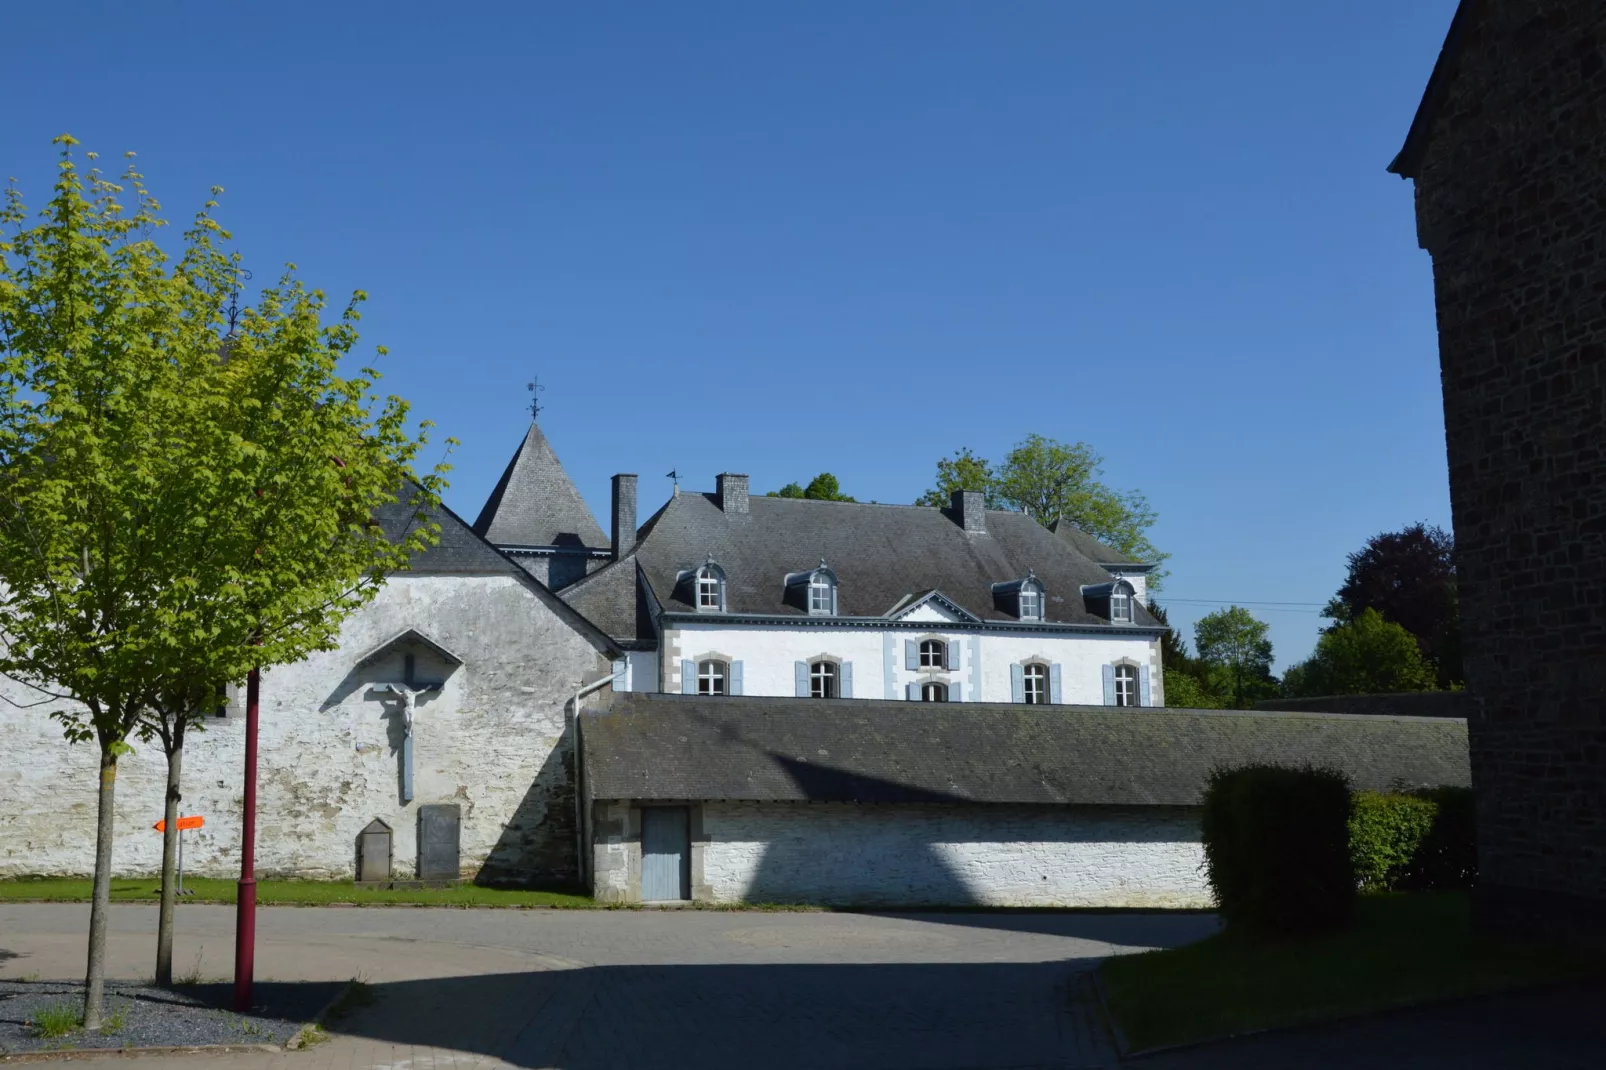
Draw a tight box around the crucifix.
[378,653,443,804]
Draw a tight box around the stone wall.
[1402,0,1606,945]
[0,573,611,884]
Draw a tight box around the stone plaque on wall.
[417,804,461,882]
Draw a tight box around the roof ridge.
[471,422,609,549]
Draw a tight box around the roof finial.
[667,469,679,497]
[526,377,546,420]
[819,557,828,570]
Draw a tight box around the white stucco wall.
[698,802,1210,907]
[661,622,1162,704]
[0,573,609,881]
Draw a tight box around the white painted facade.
[0,574,610,881]
[654,619,1163,706]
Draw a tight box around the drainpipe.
[572,666,623,891]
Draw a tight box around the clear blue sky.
[3,1,1456,670]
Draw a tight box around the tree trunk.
[155,720,185,986]
[83,745,118,1031]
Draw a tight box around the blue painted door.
[641,807,690,901]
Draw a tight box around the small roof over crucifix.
[355,628,464,672]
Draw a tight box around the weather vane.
[666,469,679,496]
[224,264,253,338]
[526,377,546,420]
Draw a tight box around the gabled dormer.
[784,560,838,616]
[1081,580,1137,625]
[675,555,728,612]
[992,570,1047,622]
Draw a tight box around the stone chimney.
[611,474,638,559]
[951,489,986,533]
[717,473,750,515]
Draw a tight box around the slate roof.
[376,493,521,575]
[1048,519,1144,568]
[472,422,609,550]
[581,693,1471,806]
[629,491,1161,629]
[561,557,656,648]
[1387,0,1474,178]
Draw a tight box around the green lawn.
[1099,892,1604,1054]
[0,877,594,908]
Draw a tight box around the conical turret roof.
[472,422,608,549]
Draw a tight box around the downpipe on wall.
[572,667,623,890]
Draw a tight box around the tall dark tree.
[1329,522,1461,686]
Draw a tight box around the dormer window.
[1081,579,1136,624]
[694,557,727,612]
[992,570,1047,622]
[1110,582,1133,624]
[784,559,838,616]
[1019,581,1044,621]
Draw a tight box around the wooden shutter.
[840,661,853,699]
[1010,664,1025,703]
[1050,663,1064,704]
[905,639,918,671]
[945,640,960,671]
[906,682,918,701]
[1101,664,1116,706]
[795,661,809,697]
[681,660,696,695]
[949,677,961,702]
[1139,665,1151,707]
[730,660,744,696]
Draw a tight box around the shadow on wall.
[474,718,578,889]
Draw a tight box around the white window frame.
[810,660,837,699]
[809,574,834,614]
[918,639,946,669]
[1023,663,1048,705]
[1019,586,1043,621]
[1114,663,1138,707]
[697,659,727,696]
[920,681,949,702]
[696,567,723,611]
[1110,583,1133,624]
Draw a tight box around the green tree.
[1193,606,1277,709]
[1149,601,1225,708]
[915,436,1167,582]
[768,472,855,501]
[1286,608,1437,698]
[1326,522,1461,687]
[0,139,447,1023]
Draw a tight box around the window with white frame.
[810,660,837,699]
[1110,582,1133,624]
[1114,663,1138,707]
[1023,663,1048,705]
[696,565,724,610]
[697,659,727,696]
[920,682,949,702]
[1019,584,1043,621]
[919,639,946,669]
[809,572,835,614]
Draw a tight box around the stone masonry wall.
[1406,0,1606,943]
[0,573,610,884]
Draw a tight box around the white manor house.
[0,420,1468,907]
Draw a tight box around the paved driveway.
[0,904,1216,1069]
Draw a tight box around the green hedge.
[1201,764,1356,936]
[1350,787,1477,892]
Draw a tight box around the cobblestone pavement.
[0,904,1216,1069]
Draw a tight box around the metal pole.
[233,665,260,1012]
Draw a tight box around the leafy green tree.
[768,472,855,501]
[916,436,1167,583]
[1285,608,1437,698]
[1149,601,1225,708]
[1193,606,1277,709]
[1326,522,1461,687]
[0,139,447,1023]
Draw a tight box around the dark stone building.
[1390,0,1606,945]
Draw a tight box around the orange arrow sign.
[153,816,204,832]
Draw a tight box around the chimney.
[951,489,986,533]
[611,474,638,559]
[717,473,750,515]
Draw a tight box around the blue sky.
[3,1,1456,669]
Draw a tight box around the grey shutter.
[1101,664,1116,706]
[1139,665,1151,707]
[1010,664,1025,704]
[612,658,627,690]
[946,640,960,671]
[905,639,918,671]
[730,660,744,696]
[1050,663,1064,704]
[906,682,918,701]
[840,661,853,699]
[681,660,696,695]
[795,661,809,697]
[949,678,961,702]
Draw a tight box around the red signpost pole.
[233,665,260,1012]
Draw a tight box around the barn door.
[640,807,690,901]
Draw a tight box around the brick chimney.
[611,474,638,559]
[951,489,986,533]
[717,473,750,515]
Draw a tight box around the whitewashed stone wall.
[699,802,1209,908]
[0,573,610,882]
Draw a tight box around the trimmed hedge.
[1350,786,1477,892]
[1201,764,1356,936]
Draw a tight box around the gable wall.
[1407,0,1606,944]
[0,573,610,883]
